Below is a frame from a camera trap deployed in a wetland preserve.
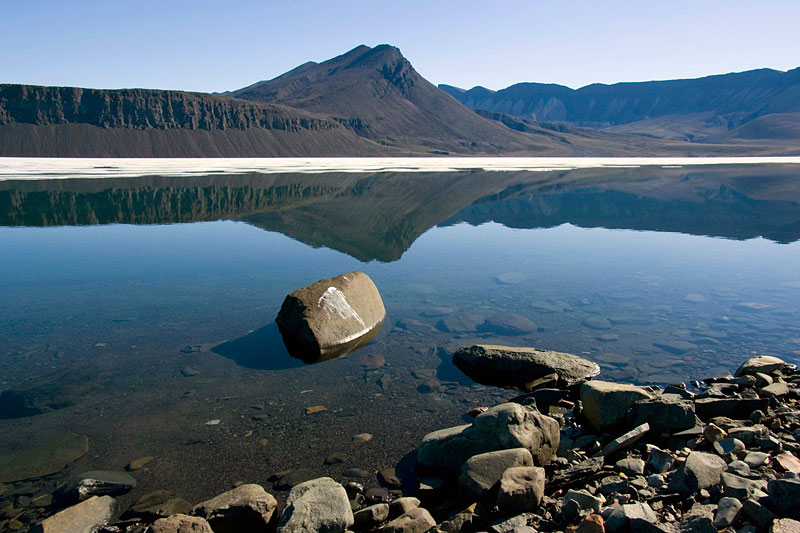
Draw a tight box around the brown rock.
[577,514,605,533]
[150,514,214,533]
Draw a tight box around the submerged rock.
[56,470,137,503]
[418,402,559,474]
[0,431,88,482]
[276,271,385,363]
[452,344,599,389]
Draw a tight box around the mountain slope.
[231,45,577,154]
[0,84,389,156]
[441,67,800,141]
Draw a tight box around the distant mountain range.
[1,44,798,157]
[440,67,800,143]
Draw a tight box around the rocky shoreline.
[3,349,798,533]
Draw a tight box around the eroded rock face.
[418,402,559,474]
[192,483,278,533]
[452,344,600,389]
[276,272,385,363]
[277,477,354,533]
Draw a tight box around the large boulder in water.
[418,402,559,474]
[276,272,385,363]
[452,344,600,389]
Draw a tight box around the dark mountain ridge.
[441,66,800,142]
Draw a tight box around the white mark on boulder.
[317,286,365,326]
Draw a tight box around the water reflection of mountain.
[1,164,799,261]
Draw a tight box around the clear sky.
[2,0,799,93]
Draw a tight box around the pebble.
[352,433,373,443]
[126,456,154,471]
[305,405,327,415]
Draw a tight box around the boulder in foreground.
[276,272,385,363]
[32,495,116,533]
[192,483,278,533]
[452,344,600,389]
[277,477,354,533]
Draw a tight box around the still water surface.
[0,160,799,509]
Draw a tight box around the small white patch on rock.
[317,287,365,326]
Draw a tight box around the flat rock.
[192,483,278,533]
[735,356,787,377]
[150,514,214,533]
[418,402,559,474]
[33,495,116,533]
[126,456,154,471]
[583,316,612,330]
[452,344,599,389]
[721,472,767,499]
[274,468,320,489]
[125,490,192,520]
[580,381,655,431]
[494,272,528,284]
[480,313,538,335]
[775,453,800,474]
[0,431,88,482]
[615,458,645,476]
[496,466,545,514]
[668,451,727,493]
[760,382,790,397]
[459,448,533,501]
[596,423,650,457]
[277,477,353,533]
[695,397,769,421]
[653,340,696,355]
[276,272,385,363]
[436,313,483,333]
[382,507,436,533]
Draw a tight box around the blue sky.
[2,0,799,92]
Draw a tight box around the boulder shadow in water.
[435,347,474,385]
[211,322,305,371]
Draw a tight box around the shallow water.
[1,160,799,512]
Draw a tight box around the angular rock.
[743,498,778,529]
[496,466,545,514]
[549,456,604,491]
[596,423,650,457]
[735,356,787,377]
[192,483,278,533]
[767,478,800,519]
[488,513,536,533]
[646,446,676,474]
[389,497,420,519]
[728,460,752,476]
[581,381,655,431]
[276,272,385,363]
[564,489,605,514]
[126,456,154,471]
[33,495,116,533]
[703,423,727,443]
[744,451,770,468]
[382,507,436,533]
[57,470,137,503]
[576,514,605,533]
[760,382,790,397]
[713,497,742,529]
[775,453,800,474]
[353,503,389,531]
[668,451,727,493]
[459,448,533,501]
[418,402,559,474]
[452,344,599,389]
[150,514,214,533]
[721,472,767,499]
[277,477,354,533]
[627,395,697,433]
[694,397,769,421]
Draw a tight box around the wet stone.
[274,468,320,490]
[125,490,192,521]
[583,316,612,330]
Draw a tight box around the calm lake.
[1,158,800,511]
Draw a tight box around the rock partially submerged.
[452,344,600,389]
[0,431,88,482]
[276,271,386,363]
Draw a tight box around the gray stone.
[149,514,214,533]
[772,518,800,533]
[695,397,770,421]
[459,448,533,501]
[760,382,790,397]
[596,476,628,497]
[768,478,800,519]
[713,497,742,529]
[389,497,421,519]
[353,503,389,531]
[193,484,278,533]
[668,452,727,493]
[489,513,536,533]
[647,445,676,474]
[623,502,658,523]
[276,272,385,362]
[742,498,778,529]
[481,313,538,335]
[496,466,545,514]
[563,488,605,514]
[125,490,192,520]
[596,423,650,457]
[581,381,655,431]
[714,438,745,457]
[277,477,353,533]
[33,495,116,533]
[727,460,752,476]
[735,356,787,377]
[57,470,136,503]
[548,456,604,491]
[452,344,599,389]
[418,402,559,474]
[653,340,697,355]
[744,451,770,468]
[627,395,697,433]
[616,458,645,476]
[382,507,436,533]
[0,431,88,483]
[721,472,767,499]
[583,316,612,330]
